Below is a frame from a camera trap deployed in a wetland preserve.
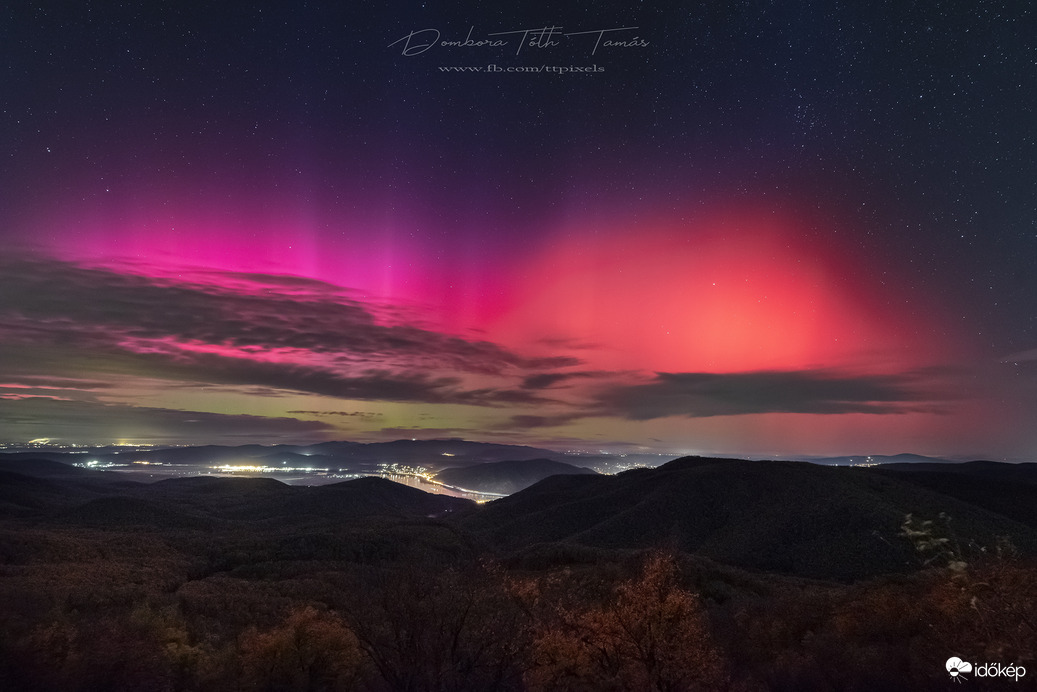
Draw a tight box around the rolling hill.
[435,458,599,495]
[459,456,1037,580]
[4,452,1035,582]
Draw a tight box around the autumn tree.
[339,561,528,692]
[237,606,364,692]
[527,553,726,691]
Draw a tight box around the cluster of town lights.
[212,464,330,474]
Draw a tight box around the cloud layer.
[0,255,978,448]
[595,370,948,420]
[0,256,576,408]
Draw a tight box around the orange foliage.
[526,554,726,691]
[237,606,364,692]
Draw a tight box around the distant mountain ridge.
[794,453,956,465]
[871,461,1037,530]
[0,438,568,472]
[0,462,473,525]
[435,458,598,495]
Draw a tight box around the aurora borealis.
[1,2,1035,458]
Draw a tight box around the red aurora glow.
[492,212,955,374]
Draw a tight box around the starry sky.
[1,2,1035,458]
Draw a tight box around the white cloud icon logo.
[946,657,973,681]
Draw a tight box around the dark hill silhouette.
[0,465,474,526]
[0,457,115,481]
[61,496,214,529]
[309,439,566,471]
[132,475,472,523]
[98,444,277,465]
[435,458,599,495]
[353,439,561,464]
[6,452,1035,581]
[137,476,295,521]
[879,460,1037,484]
[0,464,136,516]
[872,461,1037,529]
[460,456,1037,581]
[286,477,474,520]
[257,451,333,465]
[149,475,290,494]
[0,471,82,517]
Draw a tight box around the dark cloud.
[595,370,949,420]
[0,398,332,444]
[287,410,383,418]
[535,337,601,351]
[1000,348,1037,364]
[520,371,609,390]
[126,349,499,405]
[193,270,353,295]
[0,375,117,390]
[522,373,571,390]
[0,256,580,375]
[57,344,557,408]
[371,427,479,440]
[458,388,556,406]
[501,413,586,429]
[0,255,584,408]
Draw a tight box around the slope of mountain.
[134,476,296,521]
[59,476,473,531]
[460,456,1037,581]
[0,460,138,516]
[0,457,116,481]
[435,458,599,495]
[0,471,87,517]
[0,466,473,526]
[285,477,474,520]
[871,461,1037,529]
[61,495,215,529]
[877,460,1037,484]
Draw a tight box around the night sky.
[2,2,1035,459]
